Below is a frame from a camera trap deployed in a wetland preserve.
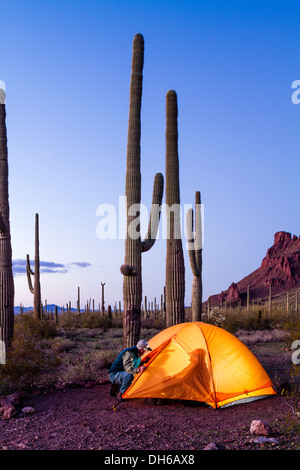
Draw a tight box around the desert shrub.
[219,309,274,333]
[202,309,226,328]
[57,348,119,385]
[58,311,123,330]
[0,315,59,393]
[92,349,118,369]
[58,312,82,329]
[141,316,165,331]
[80,312,113,329]
[282,315,300,347]
[62,363,95,384]
[107,328,123,338]
[15,313,58,339]
[50,337,76,353]
[236,328,287,345]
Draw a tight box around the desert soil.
[0,343,299,452]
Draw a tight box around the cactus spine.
[26,213,41,319]
[121,34,164,347]
[165,90,185,327]
[186,191,202,321]
[0,88,14,347]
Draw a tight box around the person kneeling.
[109,340,152,401]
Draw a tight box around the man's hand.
[137,365,146,373]
[142,356,151,363]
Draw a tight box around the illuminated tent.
[122,322,276,408]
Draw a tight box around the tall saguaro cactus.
[120,34,164,347]
[165,90,185,327]
[0,84,14,347]
[186,191,203,321]
[26,213,41,319]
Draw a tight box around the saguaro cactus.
[26,213,41,319]
[77,286,80,313]
[165,90,185,327]
[0,84,14,347]
[120,34,164,347]
[101,282,105,315]
[186,191,202,321]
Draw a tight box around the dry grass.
[236,328,287,346]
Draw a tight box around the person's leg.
[119,372,133,394]
[109,371,133,394]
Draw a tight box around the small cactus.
[107,304,112,319]
[77,286,80,313]
[26,213,41,319]
[101,282,105,315]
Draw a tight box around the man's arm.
[122,351,146,374]
[122,350,139,374]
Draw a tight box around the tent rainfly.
[122,322,276,408]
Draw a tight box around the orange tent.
[122,322,276,408]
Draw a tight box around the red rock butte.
[207,231,300,307]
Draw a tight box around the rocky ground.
[0,384,296,452]
[0,341,299,453]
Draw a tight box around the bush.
[0,314,58,394]
[80,312,113,329]
[50,337,76,353]
[218,308,274,333]
[15,313,58,339]
[141,316,165,331]
[58,311,123,330]
[282,316,300,347]
[236,328,287,345]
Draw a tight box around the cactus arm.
[194,191,202,268]
[120,264,136,276]
[26,254,34,276]
[187,191,203,322]
[141,172,164,253]
[186,208,199,277]
[26,254,34,294]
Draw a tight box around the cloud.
[68,262,92,268]
[12,259,91,276]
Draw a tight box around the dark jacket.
[109,346,141,374]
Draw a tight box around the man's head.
[136,339,152,355]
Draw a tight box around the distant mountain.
[14,304,79,314]
[14,306,34,314]
[207,231,300,307]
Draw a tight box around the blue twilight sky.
[1,0,299,309]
